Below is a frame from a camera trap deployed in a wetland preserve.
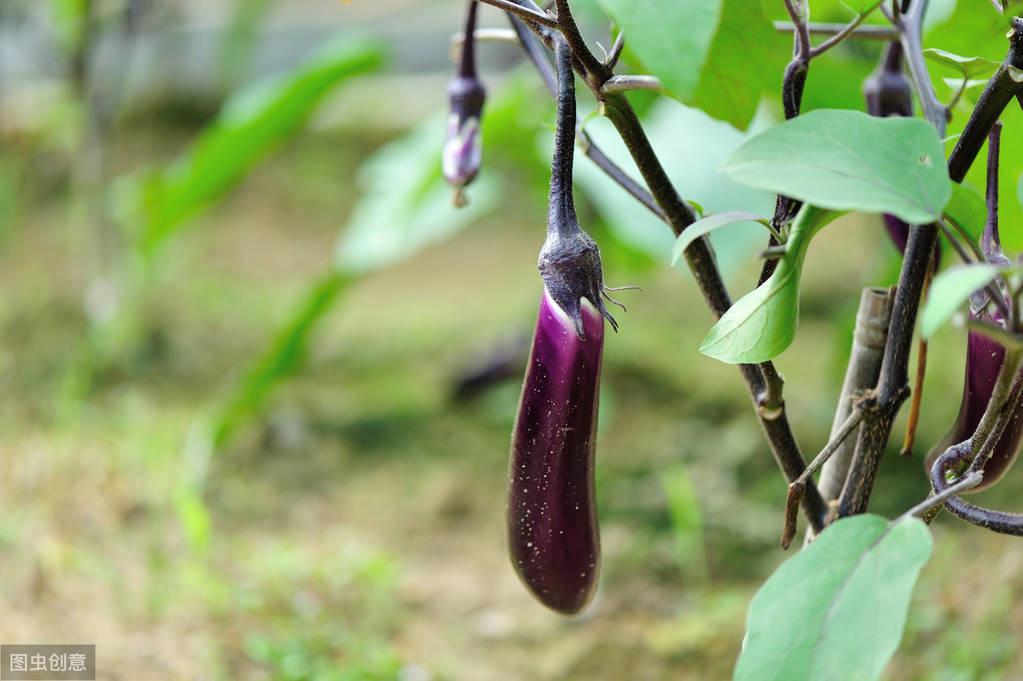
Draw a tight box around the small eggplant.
[864,44,917,254]
[443,1,486,204]
[507,38,618,615]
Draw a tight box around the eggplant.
[865,43,919,255]
[926,310,1023,492]
[925,124,1023,491]
[507,38,618,615]
[509,290,604,614]
[443,1,486,204]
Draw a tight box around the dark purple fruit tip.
[508,288,604,614]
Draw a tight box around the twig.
[601,75,663,95]
[507,16,664,221]
[773,21,899,40]
[901,470,982,521]
[809,12,876,58]
[782,410,866,548]
[605,31,625,69]
[476,0,559,29]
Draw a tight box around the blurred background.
[3,0,1023,679]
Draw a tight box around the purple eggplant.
[443,1,486,204]
[926,311,1023,492]
[507,38,618,615]
[926,124,1023,491]
[865,43,918,253]
[509,290,604,614]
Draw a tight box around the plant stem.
[476,0,559,29]
[600,92,826,533]
[507,16,664,220]
[837,223,937,516]
[601,75,663,95]
[773,21,899,40]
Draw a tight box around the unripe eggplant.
[508,38,617,615]
[443,1,486,204]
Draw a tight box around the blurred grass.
[4,116,1023,681]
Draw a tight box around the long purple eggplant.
[507,37,617,615]
[509,290,604,614]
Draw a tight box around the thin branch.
[553,0,610,84]
[507,15,664,221]
[896,1,948,135]
[809,12,874,58]
[773,21,899,40]
[601,75,664,95]
[606,31,625,69]
[782,410,865,548]
[901,470,982,521]
[475,0,559,28]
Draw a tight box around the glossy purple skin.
[927,311,1023,491]
[508,289,603,614]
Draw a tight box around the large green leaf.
[924,48,1001,80]
[734,515,933,681]
[722,110,951,224]
[124,39,384,256]
[700,205,841,364]
[689,0,786,130]
[920,264,1001,338]
[598,0,782,129]
[597,0,722,105]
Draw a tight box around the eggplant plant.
[444,0,1023,678]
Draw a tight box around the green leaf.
[598,0,721,104]
[734,515,933,681]
[943,181,987,239]
[722,109,951,224]
[671,211,769,266]
[598,0,783,129]
[700,205,841,364]
[924,47,1001,79]
[921,263,1001,338]
[689,0,786,130]
[123,39,384,256]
